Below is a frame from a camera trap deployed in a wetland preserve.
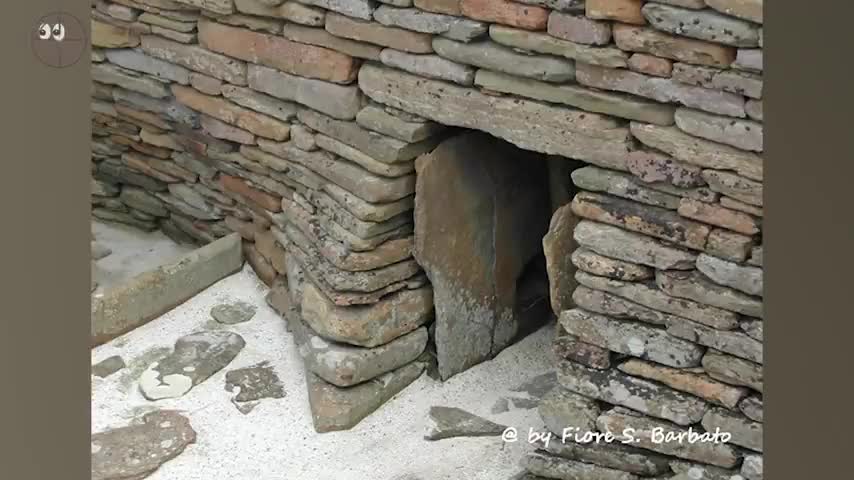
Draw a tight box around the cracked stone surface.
[211,299,258,324]
[225,361,286,414]
[91,410,196,480]
[139,331,245,400]
[424,406,508,440]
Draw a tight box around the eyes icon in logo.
[31,12,85,68]
[38,23,67,42]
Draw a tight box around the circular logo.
[31,12,87,68]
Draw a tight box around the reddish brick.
[628,53,673,77]
[461,0,549,31]
[586,0,646,25]
[172,85,290,141]
[220,175,283,212]
[198,19,359,84]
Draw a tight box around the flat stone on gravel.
[92,355,126,378]
[139,331,246,400]
[91,410,196,480]
[211,299,258,324]
[225,361,286,414]
[425,406,508,440]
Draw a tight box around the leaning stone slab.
[536,437,671,476]
[538,386,600,437]
[575,271,740,331]
[307,360,425,432]
[433,38,575,82]
[702,406,763,452]
[91,233,243,345]
[139,330,246,400]
[560,309,704,368]
[359,64,634,170]
[425,406,508,440]
[141,35,248,85]
[702,350,763,392]
[576,62,745,118]
[571,248,654,281]
[475,70,674,125]
[525,452,638,480]
[570,166,681,209]
[618,359,747,409]
[571,191,711,250]
[573,220,697,271]
[301,281,433,347]
[248,64,363,120]
[739,395,763,422]
[543,204,579,314]
[697,253,763,297]
[91,410,196,480]
[558,360,709,426]
[631,122,763,181]
[641,3,760,47]
[489,25,628,68]
[597,408,740,468]
[657,270,763,318]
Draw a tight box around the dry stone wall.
[90,0,764,471]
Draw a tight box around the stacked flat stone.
[88,0,764,453]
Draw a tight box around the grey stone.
[676,108,763,152]
[626,149,705,188]
[560,309,704,368]
[283,23,383,60]
[248,65,363,121]
[359,65,634,171]
[475,70,675,125]
[740,318,763,342]
[741,454,763,480]
[596,408,740,468]
[307,360,425,432]
[537,438,671,476]
[379,48,476,85]
[321,182,414,224]
[701,170,762,207]
[300,281,433,347]
[280,1,327,25]
[526,451,638,480]
[673,62,763,100]
[296,0,377,20]
[155,192,223,220]
[705,228,755,263]
[543,203,579,314]
[511,371,557,399]
[739,395,763,422]
[647,0,706,8]
[91,410,196,480]
[573,286,682,327]
[92,241,114,261]
[553,331,612,369]
[105,48,191,84]
[291,124,318,151]
[424,406,508,440]
[92,355,126,378]
[171,0,234,14]
[92,208,157,231]
[225,361,285,413]
[618,359,747,409]
[571,166,681,209]
[515,0,584,12]
[140,35,248,85]
[557,360,709,426]
[489,25,629,68]
[211,300,257,324]
[702,350,762,392]
[433,38,575,82]
[721,196,762,217]
[630,122,763,181]
[668,317,762,364]
[355,103,446,142]
[697,253,763,297]
[613,24,736,68]
[167,183,213,211]
[575,271,740,330]
[571,248,654,281]
[573,220,698,271]
[734,48,763,72]
[315,134,417,178]
[414,132,551,380]
[92,63,170,98]
[213,12,285,34]
[139,331,245,400]
[375,6,487,42]
[702,406,763,452]
[300,189,413,244]
[112,88,200,126]
[641,3,760,47]
[748,246,763,267]
[139,12,197,32]
[746,99,763,121]
[538,386,600,436]
[657,270,763,318]
[576,63,745,118]
[221,85,300,123]
[669,461,742,480]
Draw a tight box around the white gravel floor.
[92,234,557,480]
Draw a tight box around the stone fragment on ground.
[424,406,508,440]
[139,330,246,400]
[92,355,126,378]
[225,360,286,414]
[91,410,196,480]
[210,299,258,324]
[92,241,113,260]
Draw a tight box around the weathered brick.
[220,174,283,212]
[460,0,549,30]
[171,85,291,141]
[627,53,672,77]
[325,12,433,53]
[548,11,611,45]
[614,24,736,68]
[198,19,359,84]
[586,0,645,25]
